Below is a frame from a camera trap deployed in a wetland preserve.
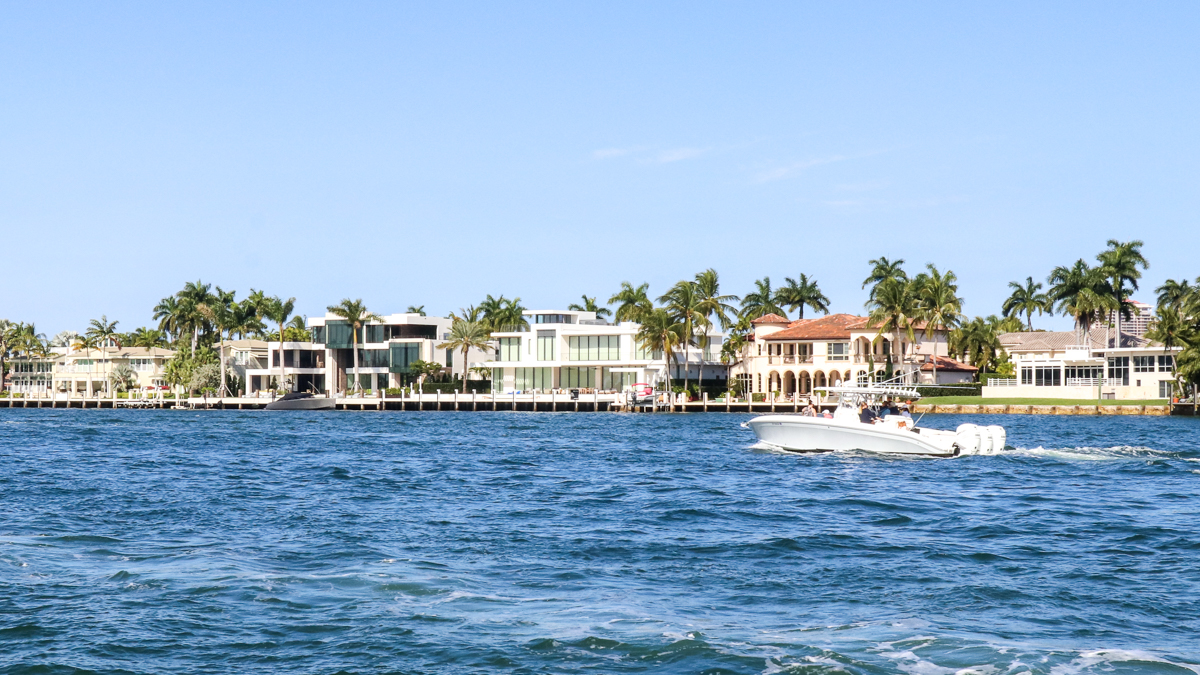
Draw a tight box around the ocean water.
[2,410,1200,675]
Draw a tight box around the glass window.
[1160,380,1174,398]
[491,368,504,393]
[534,314,574,324]
[537,331,556,361]
[1159,355,1175,372]
[497,337,521,362]
[568,336,619,361]
[826,343,849,361]
[311,325,326,344]
[1020,367,1033,385]
[561,366,596,389]
[365,325,388,343]
[445,348,454,367]
[635,342,663,360]
[1064,366,1103,381]
[389,343,421,373]
[1034,366,1061,386]
[513,367,552,392]
[602,367,636,391]
[1107,356,1129,386]
[1133,356,1155,372]
[325,321,361,349]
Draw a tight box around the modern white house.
[245,312,487,395]
[485,309,724,394]
[984,327,1179,400]
[731,313,975,397]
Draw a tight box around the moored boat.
[264,392,336,411]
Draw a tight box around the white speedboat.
[744,385,1005,458]
[264,391,336,411]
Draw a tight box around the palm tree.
[693,269,739,394]
[326,298,382,393]
[1156,278,1194,312]
[0,320,16,396]
[130,327,167,348]
[608,282,654,324]
[1097,239,1149,347]
[915,264,963,382]
[108,364,138,393]
[863,257,908,301]
[87,315,120,348]
[950,317,1001,376]
[266,296,296,393]
[177,280,214,351]
[636,309,683,395]
[1002,277,1050,331]
[478,295,527,333]
[1048,260,1115,346]
[450,304,483,324]
[740,277,786,321]
[659,281,705,393]
[198,287,238,397]
[153,296,184,344]
[866,277,920,380]
[438,320,493,392]
[407,305,426,316]
[775,274,830,320]
[567,295,613,319]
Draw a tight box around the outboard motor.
[986,425,1007,453]
[954,423,982,455]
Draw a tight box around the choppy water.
[2,410,1200,674]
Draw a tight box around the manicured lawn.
[919,396,1170,406]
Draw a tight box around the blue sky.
[2,2,1197,336]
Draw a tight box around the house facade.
[731,313,974,397]
[52,347,174,396]
[245,312,486,395]
[487,309,703,394]
[984,328,1179,400]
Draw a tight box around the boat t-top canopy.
[814,385,922,399]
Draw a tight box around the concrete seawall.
[912,403,1174,416]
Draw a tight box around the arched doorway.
[783,371,796,396]
[799,371,811,395]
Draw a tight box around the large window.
[534,314,574,324]
[1160,380,1175,398]
[1065,366,1103,381]
[389,343,421,373]
[1159,355,1175,372]
[357,349,390,368]
[1034,366,1061,386]
[514,367,552,392]
[491,368,504,392]
[561,366,596,389]
[826,343,850,361]
[1107,356,1129,386]
[635,342,663,360]
[1021,367,1033,385]
[537,331,556,361]
[497,337,521,362]
[568,335,619,361]
[602,367,636,391]
[311,325,326,344]
[1133,356,1155,373]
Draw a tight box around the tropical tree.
[326,298,382,393]
[636,308,683,395]
[659,281,705,393]
[608,282,654,324]
[950,317,1002,376]
[197,287,239,397]
[693,268,739,393]
[438,320,493,392]
[50,330,78,348]
[1097,239,1149,347]
[915,264,963,382]
[87,315,120,348]
[153,295,184,344]
[1002,276,1050,331]
[71,333,99,356]
[130,327,168,348]
[866,277,921,380]
[863,257,908,301]
[243,289,273,336]
[1156,278,1195,312]
[1048,259,1115,346]
[478,295,527,333]
[108,364,138,393]
[408,360,444,387]
[176,280,215,351]
[407,305,426,316]
[1147,280,1200,398]
[450,304,483,324]
[740,277,786,321]
[567,295,613,319]
[775,274,830,320]
[0,320,15,394]
[283,316,310,342]
[266,296,297,393]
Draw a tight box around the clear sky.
[2,2,1197,337]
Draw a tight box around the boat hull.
[264,397,336,411]
[747,415,959,457]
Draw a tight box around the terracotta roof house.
[730,312,965,398]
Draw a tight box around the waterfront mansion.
[731,313,976,397]
[984,328,1180,400]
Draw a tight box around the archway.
[783,371,796,396]
[799,371,811,395]
[829,370,842,387]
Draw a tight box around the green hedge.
[914,384,982,398]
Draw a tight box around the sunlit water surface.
[2,410,1200,674]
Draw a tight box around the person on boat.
[858,402,878,424]
[879,399,892,418]
[899,404,913,420]
[802,401,816,417]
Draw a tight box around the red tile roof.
[750,313,790,324]
[919,355,978,372]
[761,314,867,340]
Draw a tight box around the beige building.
[52,347,175,396]
[732,313,975,398]
[985,328,1179,400]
